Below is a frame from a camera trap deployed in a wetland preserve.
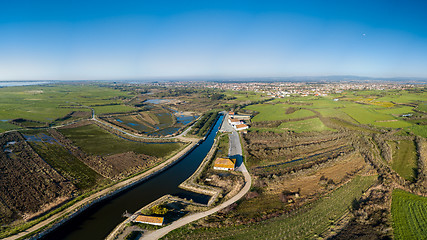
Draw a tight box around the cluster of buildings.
[227,111,250,131]
[207,82,415,97]
[145,81,418,98]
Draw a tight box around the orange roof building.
[235,124,249,131]
[228,118,243,127]
[134,215,164,226]
[214,158,236,171]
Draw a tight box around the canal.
[42,114,224,240]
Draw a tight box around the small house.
[228,111,235,116]
[134,215,164,226]
[235,124,249,131]
[214,158,236,171]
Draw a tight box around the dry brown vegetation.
[270,151,367,197]
[243,130,351,167]
[0,132,76,225]
[49,128,159,180]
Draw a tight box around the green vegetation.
[278,118,335,133]
[375,106,414,115]
[391,140,418,182]
[27,133,107,190]
[166,175,376,240]
[92,105,136,115]
[246,91,423,133]
[417,102,427,112]
[224,91,266,102]
[0,84,134,128]
[341,105,395,124]
[146,204,170,215]
[0,121,20,132]
[391,189,427,240]
[215,133,230,159]
[125,231,141,240]
[245,104,315,122]
[59,124,183,158]
[408,125,427,138]
[191,111,219,136]
[376,91,427,104]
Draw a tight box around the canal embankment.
[35,114,224,240]
[5,137,201,240]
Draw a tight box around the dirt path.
[3,139,199,240]
[141,120,252,240]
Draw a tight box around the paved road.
[142,119,251,240]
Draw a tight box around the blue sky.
[1,0,427,80]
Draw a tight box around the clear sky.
[1,0,427,80]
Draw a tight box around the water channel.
[42,114,224,240]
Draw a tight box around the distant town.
[147,81,422,97]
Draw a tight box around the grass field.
[0,84,134,124]
[341,105,394,124]
[375,106,414,115]
[165,175,376,240]
[0,121,20,132]
[417,102,427,112]
[92,105,136,115]
[59,124,183,158]
[408,125,427,138]
[377,92,427,104]
[224,91,267,102]
[391,189,427,240]
[278,118,335,133]
[251,94,417,129]
[390,140,418,182]
[245,104,315,122]
[26,133,107,190]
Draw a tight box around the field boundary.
[3,137,202,240]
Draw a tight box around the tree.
[151,204,169,215]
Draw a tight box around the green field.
[278,118,335,133]
[391,189,427,240]
[26,133,107,190]
[165,175,376,240]
[245,93,423,133]
[224,91,267,102]
[92,105,136,115]
[375,106,415,115]
[245,104,315,122]
[0,121,20,132]
[390,140,418,182]
[417,102,427,112]
[59,124,183,158]
[376,91,427,104]
[408,125,427,138]
[0,84,134,126]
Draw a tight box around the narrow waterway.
[42,114,224,240]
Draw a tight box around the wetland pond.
[113,103,198,136]
[41,114,223,240]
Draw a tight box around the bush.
[151,204,169,215]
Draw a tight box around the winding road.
[141,115,252,240]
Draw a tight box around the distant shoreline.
[0,81,53,87]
